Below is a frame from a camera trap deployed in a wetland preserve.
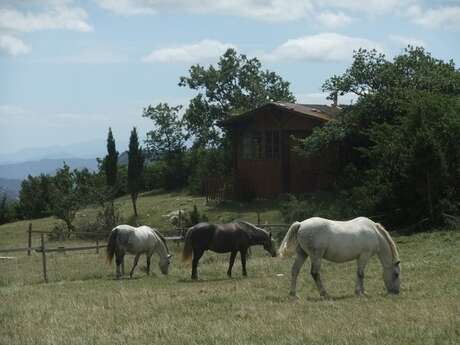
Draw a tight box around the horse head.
[383,260,401,294]
[159,254,173,275]
[263,231,277,257]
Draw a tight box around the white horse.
[106,225,172,279]
[279,217,401,297]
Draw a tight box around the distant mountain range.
[0,139,128,164]
[0,158,99,199]
[0,158,99,180]
[0,178,22,200]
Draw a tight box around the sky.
[0,0,459,156]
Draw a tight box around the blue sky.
[1,0,459,155]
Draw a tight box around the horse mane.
[152,228,169,254]
[236,220,269,239]
[375,223,399,262]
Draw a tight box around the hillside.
[0,190,459,345]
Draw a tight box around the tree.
[50,163,82,233]
[179,48,296,148]
[142,103,189,190]
[297,47,460,226]
[104,127,118,189]
[143,103,186,157]
[17,174,53,219]
[128,127,144,217]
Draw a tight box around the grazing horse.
[279,217,401,297]
[107,225,172,279]
[182,221,277,280]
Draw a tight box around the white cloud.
[96,0,156,16]
[142,39,237,63]
[317,0,406,15]
[0,5,92,33]
[316,11,352,29]
[264,33,384,62]
[389,34,425,48]
[408,5,460,29]
[95,0,314,22]
[0,34,30,56]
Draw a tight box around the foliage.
[49,163,86,233]
[297,47,460,227]
[279,193,355,225]
[184,204,208,227]
[75,203,123,240]
[143,103,187,158]
[179,48,296,148]
[187,147,228,194]
[128,127,145,217]
[17,174,54,219]
[0,194,17,224]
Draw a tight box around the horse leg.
[310,253,328,297]
[191,248,204,280]
[355,253,371,296]
[146,254,151,275]
[115,251,124,279]
[240,248,248,277]
[289,245,307,297]
[129,253,141,278]
[227,251,237,277]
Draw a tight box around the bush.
[279,193,356,224]
[76,203,123,240]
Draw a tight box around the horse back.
[189,222,248,253]
[298,217,380,262]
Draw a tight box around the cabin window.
[265,131,280,159]
[241,130,280,160]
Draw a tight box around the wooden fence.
[0,218,290,283]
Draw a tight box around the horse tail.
[279,221,301,258]
[182,227,194,264]
[106,227,118,264]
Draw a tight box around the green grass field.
[1,191,459,345]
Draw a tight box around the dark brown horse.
[182,221,277,280]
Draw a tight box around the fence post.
[27,223,32,256]
[40,234,48,283]
[96,239,99,254]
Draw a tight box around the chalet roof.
[220,102,340,126]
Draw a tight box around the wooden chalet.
[220,102,341,198]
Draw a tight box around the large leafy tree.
[143,103,186,158]
[143,103,189,190]
[298,47,460,226]
[128,127,144,217]
[179,48,296,148]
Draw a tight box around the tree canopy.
[179,48,296,148]
[298,47,460,226]
[143,103,186,158]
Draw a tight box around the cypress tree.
[128,127,144,217]
[105,127,118,189]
